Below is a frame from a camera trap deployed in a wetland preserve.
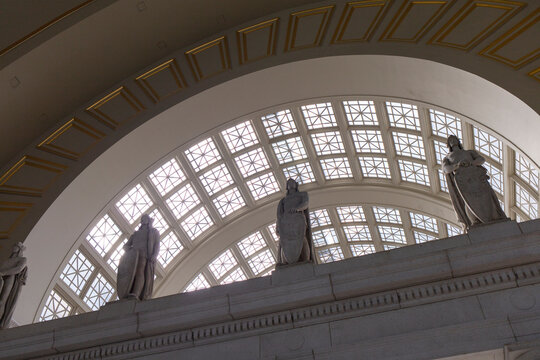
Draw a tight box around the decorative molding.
[135,59,187,103]
[236,18,279,65]
[480,8,540,68]
[85,86,145,129]
[0,156,67,197]
[185,37,231,82]
[0,201,32,239]
[529,67,540,83]
[331,0,391,43]
[285,6,335,51]
[36,117,106,160]
[429,0,526,51]
[380,0,453,43]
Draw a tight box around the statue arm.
[150,229,160,262]
[0,257,27,276]
[469,150,485,166]
[295,192,309,212]
[276,199,284,235]
[442,156,458,174]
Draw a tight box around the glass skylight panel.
[410,213,438,232]
[107,238,127,272]
[246,172,280,200]
[351,130,385,153]
[439,169,449,192]
[213,187,245,218]
[312,228,339,247]
[446,223,462,237]
[311,131,345,155]
[60,250,94,295]
[342,100,378,126]
[248,249,274,275]
[318,247,344,263]
[386,102,420,130]
[86,214,122,257]
[320,157,353,179]
[282,162,316,184]
[181,207,214,239]
[337,206,366,222]
[221,120,259,153]
[235,148,270,178]
[237,232,266,258]
[158,231,184,267]
[398,160,430,186]
[166,183,201,219]
[40,290,72,321]
[221,268,247,284]
[267,223,279,242]
[272,137,308,164]
[414,231,437,244]
[301,102,337,129]
[515,153,539,192]
[393,132,425,159]
[185,137,221,172]
[116,184,153,224]
[474,127,502,163]
[184,273,211,292]
[359,157,391,179]
[384,244,399,251]
[373,207,401,223]
[433,140,447,164]
[83,273,114,311]
[516,213,524,223]
[350,244,375,256]
[148,208,169,235]
[199,164,234,196]
[261,109,297,138]
[343,225,371,242]
[378,226,406,244]
[483,162,503,195]
[149,158,186,196]
[209,250,237,279]
[310,209,332,228]
[429,109,462,139]
[515,182,538,219]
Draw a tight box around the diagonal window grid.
[184,273,211,292]
[337,206,366,223]
[343,225,371,242]
[83,273,114,311]
[221,120,259,153]
[410,212,438,233]
[398,160,430,186]
[261,109,297,138]
[373,207,401,223]
[107,238,127,272]
[147,208,169,235]
[248,249,275,275]
[515,182,538,219]
[185,137,221,172]
[446,223,462,236]
[60,250,95,295]
[350,244,375,256]
[433,140,447,165]
[149,158,186,196]
[359,156,391,179]
[213,187,246,218]
[429,109,462,139]
[301,102,337,129]
[40,290,72,322]
[378,226,406,244]
[237,232,266,258]
[199,164,234,196]
[312,228,339,247]
[166,183,201,219]
[221,267,247,284]
[474,127,502,163]
[116,184,153,224]
[342,100,378,126]
[320,158,353,179]
[386,102,420,130]
[246,172,280,200]
[181,207,214,240]
[86,214,122,257]
[393,132,425,160]
[439,169,449,192]
[318,247,344,263]
[209,249,237,279]
[267,223,279,242]
[414,231,437,244]
[516,153,539,192]
[282,162,316,184]
[311,131,345,155]
[272,137,308,164]
[351,130,385,153]
[235,147,270,178]
[158,231,184,267]
[310,209,332,228]
[483,162,503,195]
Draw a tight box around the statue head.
[140,214,153,226]
[286,178,299,194]
[447,135,463,150]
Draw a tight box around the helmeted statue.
[276,179,314,265]
[443,135,508,231]
[0,242,28,329]
[117,214,160,300]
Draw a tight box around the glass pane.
[83,273,114,311]
[60,250,94,295]
[246,172,280,200]
[282,162,316,184]
[320,158,353,179]
[351,130,385,153]
[342,100,378,126]
[149,158,186,196]
[261,109,297,138]
[181,207,214,240]
[116,184,153,224]
[311,131,345,155]
[158,231,184,267]
[301,102,337,129]
[213,187,245,218]
[234,148,270,178]
[86,214,122,257]
[199,164,234,196]
[359,157,391,179]
[184,273,211,292]
[185,137,221,172]
[386,102,420,130]
[221,120,259,153]
[166,183,201,219]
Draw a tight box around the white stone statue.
[443,135,508,231]
[276,179,314,265]
[0,242,27,329]
[117,214,160,300]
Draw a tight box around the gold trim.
[185,37,231,82]
[0,0,96,57]
[0,156,67,197]
[135,59,187,103]
[285,6,335,51]
[380,0,452,43]
[480,8,540,68]
[36,117,106,160]
[85,86,145,129]
[332,1,391,44]
[429,0,526,50]
[237,18,279,65]
[0,201,33,239]
[529,67,540,83]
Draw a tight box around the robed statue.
[117,214,160,300]
[0,242,28,329]
[276,179,314,265]
[443,135,508,231]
